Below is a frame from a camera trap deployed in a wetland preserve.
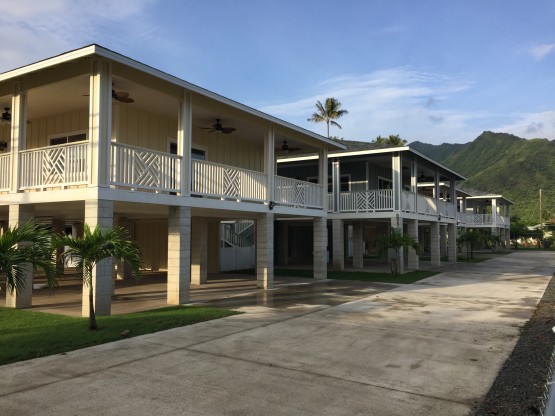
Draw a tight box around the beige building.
[0,45,344,316]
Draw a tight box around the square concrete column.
[313,217,327,279]
[448,223,457,262]
[167,206,191,304]
[256,213,274,289]
[352,222,364,269]
[407,219,419,270]
[116,217,135,280]
[191,217,208,285]
[276,221,289,267]
[440,224,447,257]
[6,205,34,308]
[332,219,344,271]
[83,199,114,317]
[430,221,441,266]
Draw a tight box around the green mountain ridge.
[410,132,555,224]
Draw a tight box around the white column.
[313,217,327,279]
[9,85,26,193]
[332,219,344,271]
[407,219,419,270]
[82,199,114,316]
[430,221,440,266]
[88,59,112,188]
[448,223,457,262]
[178,92,192,196]
[392,153,401,211]
[411,160,418,213]
[6,205,34,308]
[332,158,340,212]
[318,147,328,209]
[352,222,363,268]
[264,125,275,205]
[167,206,191,304]
[256,213,274,289]
[191,217,208,285]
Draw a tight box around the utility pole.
[540,189,543,228]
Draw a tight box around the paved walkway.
[1,251,553,415]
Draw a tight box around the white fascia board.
[465,195,514,205]
[0,44,344,151]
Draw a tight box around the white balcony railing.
[110,142,180,193]
[192,159,267,202]
[274,176,324,209]
[338,189,393,212]
[0,154,10,191]
[401,190,416,212]
[19,142,89,190]
[465,214,495,226]
[416,194,437,216]
[438,199,456,219]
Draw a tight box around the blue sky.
[1,0,554,144]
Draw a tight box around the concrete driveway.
[1,251,553,415]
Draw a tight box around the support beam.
[167,206,191,304]
[256,213,274,289]
[313,217,327,279]
[407,219,419,270]
[6,205,34,308]
[430,221,441,266]
[82,199,114,317]
[178,92,192,196]
[352,222,364,269]
[9,85,26,193]
[448,223,457,262]
[191,217,208,285]
[332,219,344,271]
[264,125,275,205]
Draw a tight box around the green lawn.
[275,268,439,284]
[0,306,240,366]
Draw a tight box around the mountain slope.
[410,132,555,224]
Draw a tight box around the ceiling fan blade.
[221,127,236,134]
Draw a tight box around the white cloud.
[0,0,160,72]
[258,68,486,144]
[530,44,555,60]
[492,111,555,139]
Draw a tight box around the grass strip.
[0,305,240,366]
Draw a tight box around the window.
[49,132,87,146]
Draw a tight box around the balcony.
[5,142,324,210]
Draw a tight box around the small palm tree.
[56,225,142,330]
[374,134,407,146]
[0,221,58,295]
[375,229,420,277]
[457,230,482,259]
[307,97,349,138]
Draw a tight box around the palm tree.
[374,134,407,146]
[457,230,482,259]
[307,97,349,138]
[375,229,420,277]
[0,221,58,295]
[56,224,142,330]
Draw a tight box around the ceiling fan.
[1,107,11,123]
[276,141,301,154]
[112,89,135,104]
[201,119,236,134]
[418,171,434,182]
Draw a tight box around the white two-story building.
[0,45,344,316]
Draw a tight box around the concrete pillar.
[332,219,344,271]
[256,213,274,289]
[430,221,440,266]
[391,217,404,275]
[407,219,419,270]
[276,221,289,266]
[440,224,447,257]
[116,217,135,280]
[167,206,191,304]
[352,222,363,268]
[448,223,457,262]
[313,217,327,279]
[82,199,114,317]
[191,217,208,285]
[6,204,34,308]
